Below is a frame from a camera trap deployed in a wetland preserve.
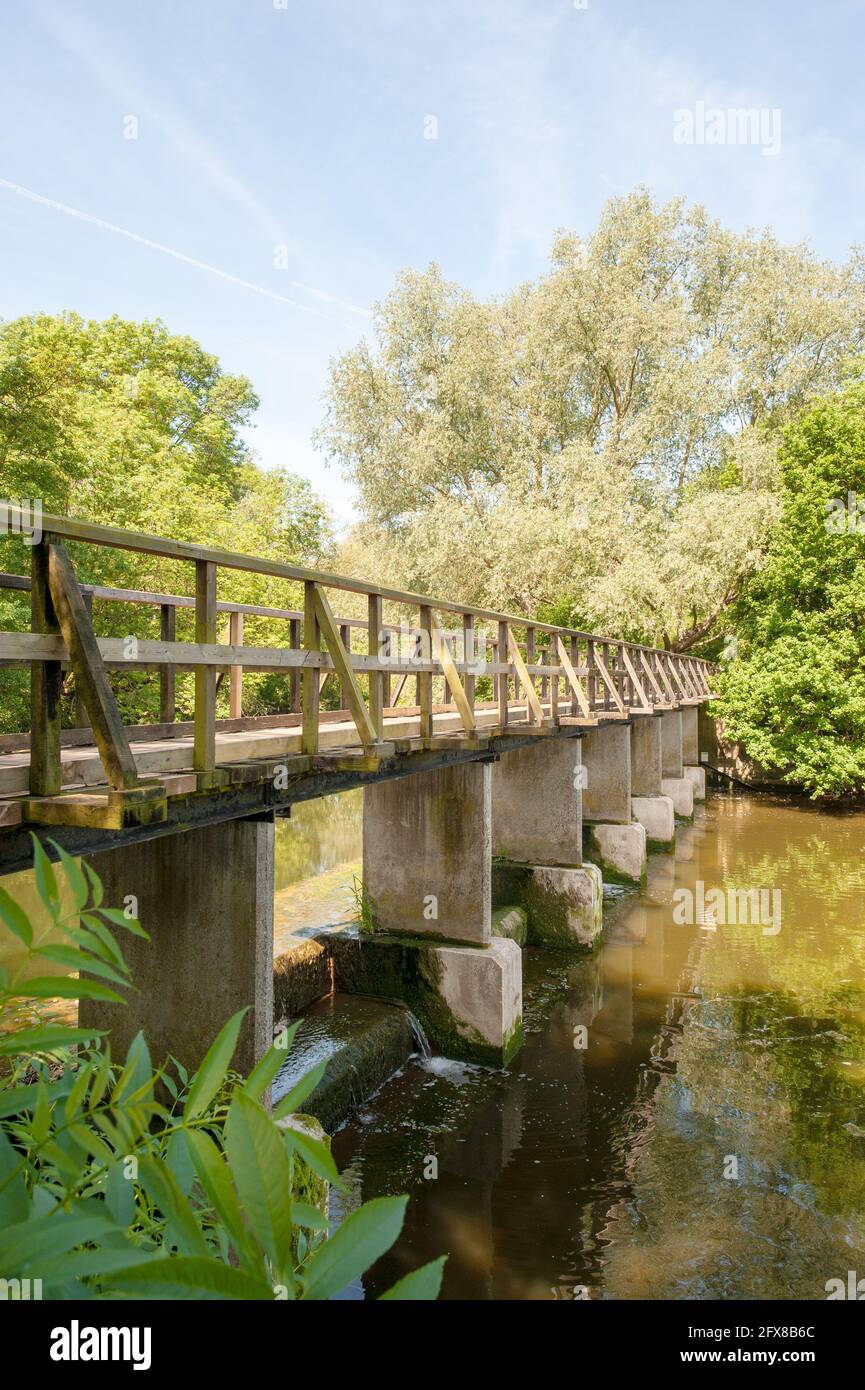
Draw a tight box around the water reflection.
[331,792,865,1300]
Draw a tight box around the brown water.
[329,792,865,1300]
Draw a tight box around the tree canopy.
[0,312,333,730]
[318,189,863,648]
[714,368,865,799]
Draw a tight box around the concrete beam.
[81,815,275,1076]
[363,760,491,945]
[491,738,582,864]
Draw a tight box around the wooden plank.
[313,585,378,750]
[507,628,545,725]
[555,636,591,717]
[160,602,176,723]
[29,539,62,796]
[301,580,320,755]
[46,541,140,791]
[368,593,384,740]
[74,590,93,730]
[593,646,625,714]
[229,610,244,718]
[194,560,217,774]
[290,617,301,712]
[431,618,476,733]
[654,652,677,702]
[419,606,434,740]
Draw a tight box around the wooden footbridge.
[0,508,715,1073]
[0,510,712,873]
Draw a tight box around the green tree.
[317,188,863,647]
[0,312,333,730]
[714,368,865,799]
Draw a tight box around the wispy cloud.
[0,177,331,317]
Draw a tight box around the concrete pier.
[360,761,522,1065]
[81,815,275,1075]
[491,738,603,948]
[660,710,694,819]
[581,723,647,884]
[681,705,706,801]
[630,713,675,850]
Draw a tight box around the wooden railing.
[0,508,714,817]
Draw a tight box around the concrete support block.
[581,723,632,824]
[683,765,706,801]
[586,821,647,885]
[660,776,694,819]
[631,794,676,851]
[681,706,699,765]
[81,815,275,1076]
[492,859,603,949]
[661,711,684,778]
[330,930,522,1067]
[491,737,582,864]
[630,714,663,796]
[492,904,528,947]
[363,760,491,945]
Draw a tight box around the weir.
[0,509,716,1078]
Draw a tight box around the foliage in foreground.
[0,837,445,1299]
[713,370,865,800]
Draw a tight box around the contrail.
[0,177,361,320]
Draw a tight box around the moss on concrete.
[492,904,528,947]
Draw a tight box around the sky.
[1,0,864,528]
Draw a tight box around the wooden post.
[549,637,559,726]
[463,613,475,716]
[570,636,578,716]
[525,627,535,720]
[498,620,509,727]
[74,590,93,730]
[339,622,351,711]
[301,580,320,755]
[368,594,384,740]
[229,610,244,719]
[289,617,301,713]
[419,606,433,740]
[194,560,217,776]
[159,602,176,724]
[29,537,62,796]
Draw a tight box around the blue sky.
[2,0,863,527]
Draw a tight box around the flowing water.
[326,792,865,1301]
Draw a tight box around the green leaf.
[0,1128,29,1225]
[35,944,129,988]
[83,859,104,907]
[243,1025,298,1101]
[379,1255,447,1300]
[0,885,33,947]
[105,1157,136,1227]
[30,833,60,918]
[0,1026,103,1058]
[272,1059,328,1119]
[300,1195,408,1300]
[96,907,148,939]
[79,915,127,969]
[111,1032,153,1105]
[137,1154,210,1257]
[183,1128,257,1266]
[283,1123,342,1189]
[224,1091,295,1277]
[104,1256,277,1300]
[49,841,89,912]
[291,1201,328,1232]
[184,1009,248,1120]
[0,1206,118,1275]
[7,975,125,1003]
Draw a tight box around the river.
[320,791,865,1300]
